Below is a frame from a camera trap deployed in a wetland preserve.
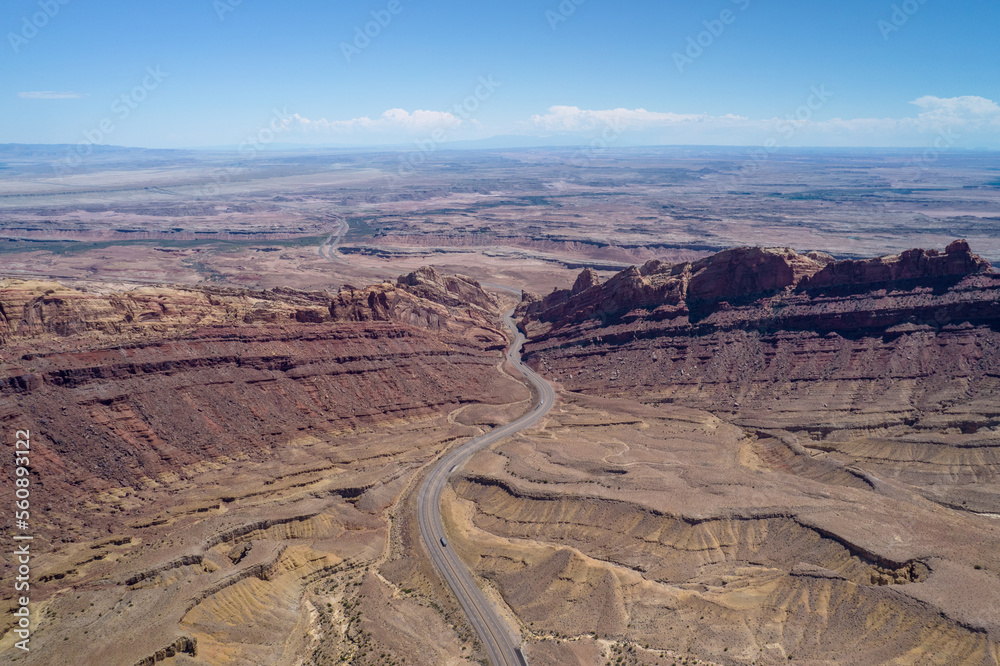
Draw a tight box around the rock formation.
[518,239,992,327]
[5,245,1000,665]
[452,243,1000,664]
[0,268,528,666]
[517,240,1000,504]
[0,267,510,548]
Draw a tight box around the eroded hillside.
[5,241,1000,665]
[0,268,529,665]
[437,241,1000,664]
[517,240,1000,512]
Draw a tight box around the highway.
[316,225,552,665]
[415,306,556,666]
[317,215,349,262]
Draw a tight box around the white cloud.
[526,105,749,132]
[910,95,1000,117]
[18,91,88,99]
[905,95,1000,129]
[806,96,1000,138]
[291,108,462,134]
[519,96,1000,146]
[285,96,1000,148]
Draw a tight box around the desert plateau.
[0,144,998,665]
[2,5,999,661]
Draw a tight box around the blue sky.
[2,0,999,149]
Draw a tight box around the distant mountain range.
[5,141,997,158]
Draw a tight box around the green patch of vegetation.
[546,191,630,198]
[775,187,947,201]
[0,235,326,257]
[344,216,377,240]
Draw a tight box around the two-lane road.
[318,215,349,262]
[415,307,555,666]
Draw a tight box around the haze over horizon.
[3,0,999,151]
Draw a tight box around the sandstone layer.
[517,241,1000,511]
[449,394,1000,665]
[0,269,526,665]
[5,240,1000,665]
[435,241,1000,664]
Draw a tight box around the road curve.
[416,306,555,666]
